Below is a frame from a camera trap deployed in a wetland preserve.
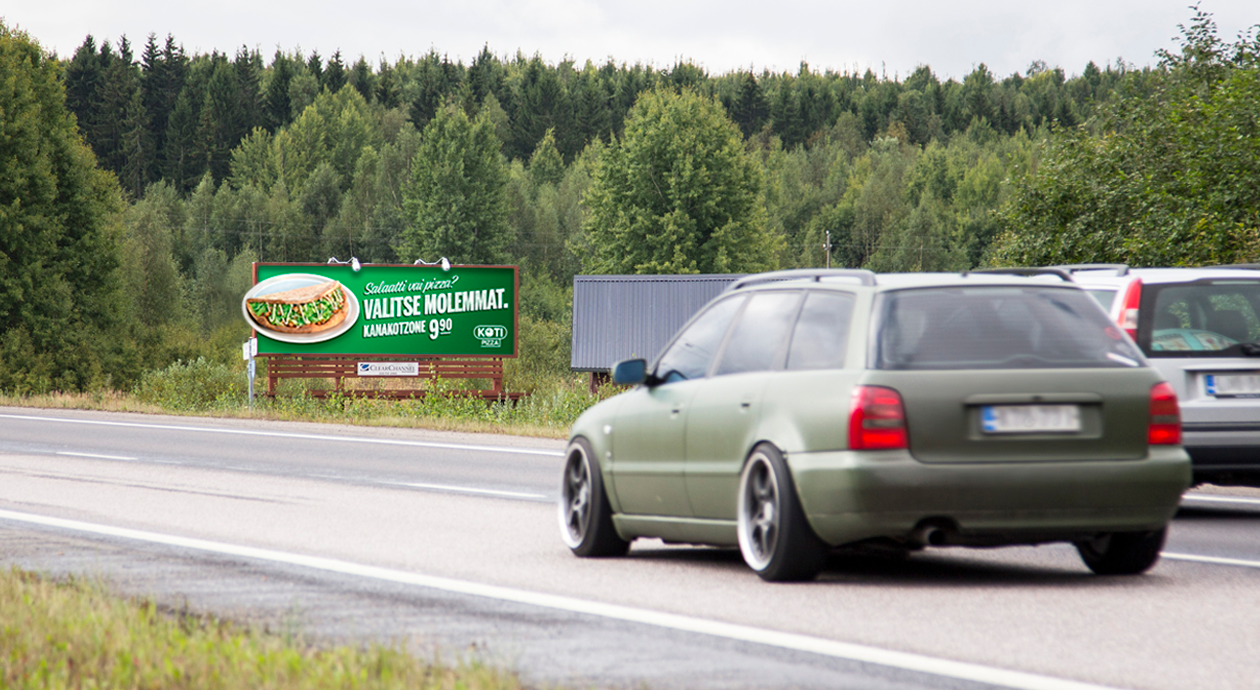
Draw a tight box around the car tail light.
[1149,382,1181,445]
[1118,278,1144,340]
[849,386,908,450]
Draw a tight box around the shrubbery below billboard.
[244,263,518,356]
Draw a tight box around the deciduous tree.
[580,88,778,274]
[400,104,511,264]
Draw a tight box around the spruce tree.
[263,50,294,131]
[0,23,130,391]
[323,50,346,92]
[348,56,374,102]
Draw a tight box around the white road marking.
[55,451,138,461]
[0,508,1118,690]
[1182,493,1260,507]
[380,481,547,500]
[1162,552,1260,569]
[0,413,564,457]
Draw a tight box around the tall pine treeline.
[64,33,1129,199]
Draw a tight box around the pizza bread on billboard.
[246,280,349,334]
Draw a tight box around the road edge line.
[0,507,1118,690]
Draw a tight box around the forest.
[1,8,1257,395]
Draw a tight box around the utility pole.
[825,229,832,269]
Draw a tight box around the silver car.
[1063,264,1260,485]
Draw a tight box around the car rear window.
[875,286,1143,370]
[1140,280,1260,357]
[1085,288,1117,312]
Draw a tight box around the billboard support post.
[242,337,257,408]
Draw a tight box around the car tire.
[1075,527,1167,575]
[559,437,629,557]
[737,443,827,582]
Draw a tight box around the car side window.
[713,291,803,376]
[786,291,855,370]
[655,296,746,382]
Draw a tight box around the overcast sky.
[8,1,1258,80]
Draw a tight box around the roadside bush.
[504,314,571,393]
[133,358,246,410]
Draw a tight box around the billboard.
[244,263,518,356]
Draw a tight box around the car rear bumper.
[1182,424,1260,475]
[789,446,1191,547]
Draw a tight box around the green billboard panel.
[245,263,518,356]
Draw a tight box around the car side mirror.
[611,358,648,385]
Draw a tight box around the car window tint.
[876,287,1143,370]
[786,291,855,370]
[714,291,802,376]
[655,295,746,382]
[1143,281,1260,355]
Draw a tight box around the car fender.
[567,392,630,514]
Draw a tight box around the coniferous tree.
[117,87,153,198]
[232,46,263,136]
[511,56,572,159]
[95,37,142,176]
[1,23,131,391]
[348,56,374,102]
[468,45,505,104]
[162,89,201,192]
[408,50,460,131]
[64,36,103,132]
[571,66,612,149]
[263,50,294,131]
[306,51,323,84]
[198,55,239,182]
[726,72,768,139]
[324,50,346,92]
[140,34,188,179]
[375,59,400,109]
[528,128,564,186]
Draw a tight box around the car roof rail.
[963,267,1075,282]
[1204,263,1260,270]
[725,269,877,291]
[1052,263,1130,276]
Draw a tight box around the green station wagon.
[559,269,1191,581]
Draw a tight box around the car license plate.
[1204,373,1260,397]
[981,405,1081,434]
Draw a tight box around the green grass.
[0,359,619,439]
[0,567,528,689]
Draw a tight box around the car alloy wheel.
[739,451,780,570]
[737,444,826,581]
[561,448,592,546]
[558,437,629,557]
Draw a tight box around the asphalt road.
[1,407,1258,690]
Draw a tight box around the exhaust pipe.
[911,524,949,547]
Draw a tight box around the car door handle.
[740,402,752,409]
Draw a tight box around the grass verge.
[1,567,527,689]
[0,361,622,439]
